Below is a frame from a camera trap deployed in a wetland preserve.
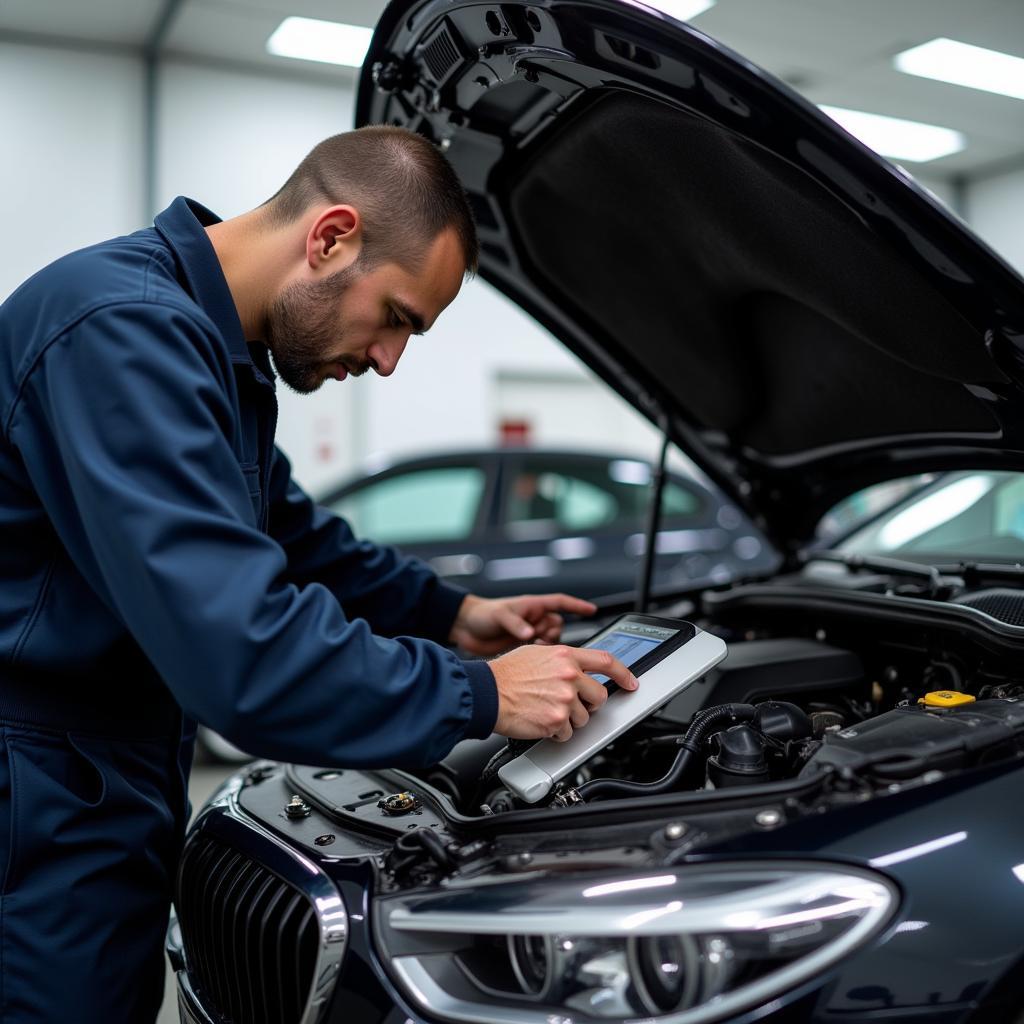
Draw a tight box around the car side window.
[994,476,1024,539]
[328,466,485,544]
[504,464,614,536]
[816,474,935,543]
[504,458,700,536]
[548,473,616,530]
[661,480,700,517]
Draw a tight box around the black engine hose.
[387,827,456,875]
[480,738,533,782]
[577,703,757,802]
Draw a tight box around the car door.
[321,455,498,592]
[484,453,715,598]
[488,452,776,599]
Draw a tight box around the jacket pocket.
[2,729,107,894]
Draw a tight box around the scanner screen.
[587,621,679,685]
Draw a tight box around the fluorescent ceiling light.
[647,0,716,21]
[267,16,373,68]
[818,104,965,163]
[895,38,1024,101]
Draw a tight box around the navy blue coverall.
[0,197,498,1022]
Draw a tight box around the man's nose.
[370,333,409,377]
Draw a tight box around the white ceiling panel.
[0,0,164,45]
[193,0,388,29]
[162,0,378,77]
[694,0,1024,172]
[3,0,1024,174]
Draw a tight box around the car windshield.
[835,471,1024,563]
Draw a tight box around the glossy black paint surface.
[172,757,1024,1024]
[699,759,1024,1019]
[356,0,1024,550]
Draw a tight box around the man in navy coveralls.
[0,126,636,1021]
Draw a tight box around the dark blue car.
[170,0,1024,1021]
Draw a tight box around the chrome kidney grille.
[177,832,320,1024]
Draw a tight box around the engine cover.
[801,698,1024,781]
[657,638,863,727]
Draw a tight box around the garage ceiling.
[3,0,1024,177]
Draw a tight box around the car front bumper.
[168,762,1016,1024]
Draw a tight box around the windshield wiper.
[802,551,947,597]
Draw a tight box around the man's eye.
[387,308,403,329]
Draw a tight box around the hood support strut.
[635,415,671,613]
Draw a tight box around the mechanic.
[0,126,637,1023]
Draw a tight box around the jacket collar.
[154,196,251,365]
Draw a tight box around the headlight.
[375,862,896,1023]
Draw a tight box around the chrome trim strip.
[182,768,347,1024]
[176,970,218,1024]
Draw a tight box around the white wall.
[965,166,1024,276]
[0,42,143,299]
[156,60,368,493]
[912,172,956,210]
[155,60,353,219]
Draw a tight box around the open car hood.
[356,0,1024,552]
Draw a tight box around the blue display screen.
[586,621,679,686]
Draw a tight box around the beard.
[264,262,371,394]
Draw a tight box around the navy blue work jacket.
[0,197,497,767]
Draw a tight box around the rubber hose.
[403,827,455,870]
[480,738,533,782]
[577,703,757,802]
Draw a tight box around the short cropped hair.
[263,126,478,274]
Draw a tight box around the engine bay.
[428,635,871,814]
[405,562,1024,817]
[425,645,1024,820]
[264,565,1024,881]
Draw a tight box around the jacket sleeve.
[7,302,498,767]
[266,447,467,643]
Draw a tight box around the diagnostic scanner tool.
[498,614,727,803]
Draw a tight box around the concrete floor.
[157,759,244,1024]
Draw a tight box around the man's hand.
[449,593,597,656]
[489,644,638,741]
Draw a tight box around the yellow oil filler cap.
[919,691,976,708]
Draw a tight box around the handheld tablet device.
[498,614,727,803]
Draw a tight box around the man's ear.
[306,205,362,273]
